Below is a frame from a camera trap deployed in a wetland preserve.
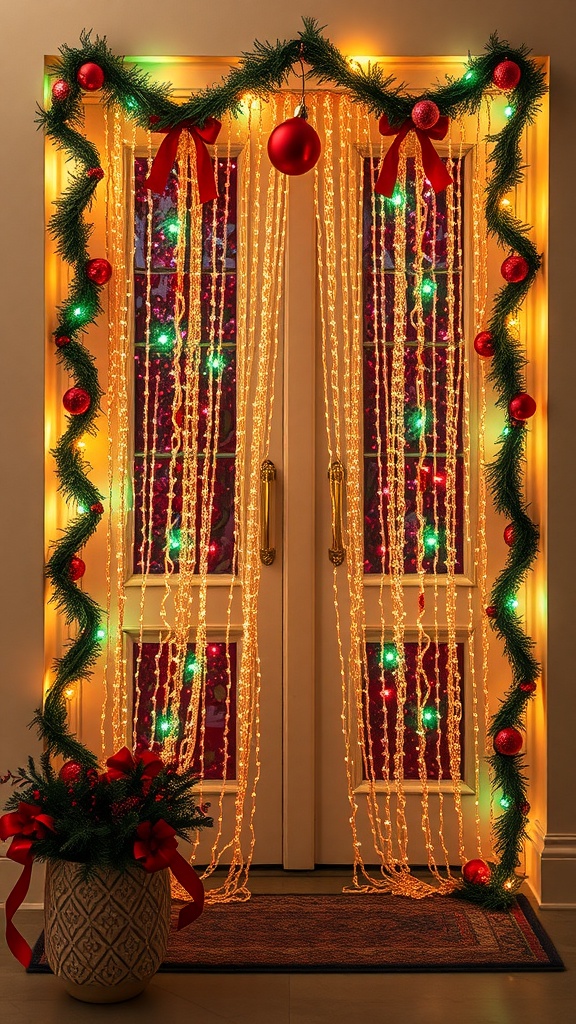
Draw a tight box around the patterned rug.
[28,893,564,973]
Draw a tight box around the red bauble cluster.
[492,60,522,92]
[69,556,86,582]
[485,605,498,619]
[63,386,91,415]
[267,116,322,176]
[520,801,531,816]
[87,167,105,181]
[462,859,491,885]
[59,761,84,783]
[411,99,440,130]
[76,62,105,91]
[501,255,530,283]
[509,392,536,421]
[503,523,515,546]
[473,331,495,357]
[90,502,104,515]
[493,726,523,756]
[55,334,71,348]
[52,79,71,102]
[86,258,112,285]
[519,680,537,694]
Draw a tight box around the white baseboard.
[539,832,576,908]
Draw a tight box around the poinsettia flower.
[133,819,178,872]
[105,746,164,789]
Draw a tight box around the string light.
[504,104,514,118]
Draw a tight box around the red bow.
[146,117,221,203]
[134,819,205,930]
[375,113,453,198]
[0,803,56,968]
[105,746,164,790]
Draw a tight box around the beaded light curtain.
[103,96,289,901]
[311,90,492,896]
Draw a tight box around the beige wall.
[1,0,575,904]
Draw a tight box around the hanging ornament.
[493,727,523,755]
[267,50,321,176]
[519,680,537,694]
[485,605,497,618]
[90,502,104,515]
[492,60,522,91]
[59,761,84,783]
[86,258,112,285]
[55,335,71,348]
[63,387,91,415]
[508,393,536,421]
[503,523,515,546]
[87,167,104,181]
[411,99,440,130]
[76,62,105,91]
[69,556,86,582]
[52,79,71,102]
[501,255,530,283]
[462,859,491,885]
[520,800,531,815]
[473,330,495,357]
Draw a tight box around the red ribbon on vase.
[134,819,205,929]
[146,117,221,203]
[0,803,56,968]
[375,113,453,198]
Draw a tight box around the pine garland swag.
[39,19,547,908]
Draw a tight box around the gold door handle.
[328,459,346,566]
[260,459,276,565]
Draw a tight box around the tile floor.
[1,871,574,1024]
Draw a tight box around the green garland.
[38,18,546,908]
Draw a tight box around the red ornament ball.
[473,331,495,357]
[267,117,322,176]
[76,62,105,91]
[501,255,530,283]
[87,167,104,181]
[411,100,440,131]
[509,392,536,421]
[519,680,537,694]
[59,761,84,783]
[52,79,71,102]
[86,258,112,285]
[521,800,531,816]
[55,334,71,348]
[69,556,86,582]
[149,114,161,127]
[492,60,522,92]
[90,502,104,515]
[494,726,523,756]
[486,605,498,619]
[462,859,491,885]
[63,387,91,416]
[504,523,515,546]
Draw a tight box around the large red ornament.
[86,258,112,285]
[55,335,71,348]
[519,680,537,694]
[63,387,91,416]
[52,79,71,102]
[504,523,515,546]
[462,859,491,885]
[492,60,522,91]
[493,726,523,756]
[411,100,440,131]
[59,761,84,783]
[509,392,536,421]
[69,556,86,582]
[501,255,530,283]
[473,331,495,357]
[485,605,497,619]
[76,62,105,91]
[267,116,321,176]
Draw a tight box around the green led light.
[73,306,85,319]
[208,353,226,373]
[184,653,200,677]
[169,529,181,551]
[503,426,510,436]
[507,596,519,610]
[159,717,172,734]
[423,526,439,550]
[500,795,512,810]
[388,186,404,207]
[157,333,170,346]
[77,503,88,515]
[504,104,514,118]
[421,278,436,299]
[96,627,106,641]
[151,322,175,349]
[422,706,439,729]
[381,643,399,670]
[125,96,139,112]
[464,70,474,81]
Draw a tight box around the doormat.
[27,893,564,973]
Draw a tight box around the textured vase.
[44,860,171,1003]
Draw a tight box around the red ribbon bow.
[105,746,164,791]
[134,819,205,930]
[146,117,221,203]
[375,113,453,198]
[0,803,56,968]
